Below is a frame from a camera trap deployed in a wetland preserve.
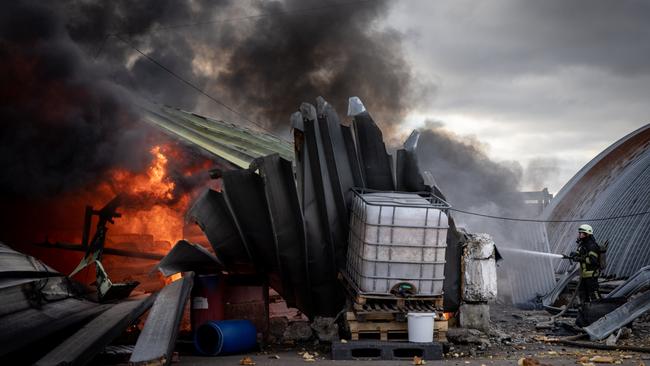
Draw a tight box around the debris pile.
[0,242,194,365]
[186,96,463,320]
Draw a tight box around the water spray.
[498,247,566,259]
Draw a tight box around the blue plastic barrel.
[194,319,257,356]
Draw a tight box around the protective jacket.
[576,235,600,278]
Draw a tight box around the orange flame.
[97,144,189,249]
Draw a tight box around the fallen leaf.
[517,357,552,366]
[240,357,256,365]
[590,355,615,363]
[302,352,315,362]
[413,356,426,365]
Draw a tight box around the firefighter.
[570,224,601,303]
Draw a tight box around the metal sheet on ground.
[607,265,650,298]
[130,273,194,366]
[0,242,60,278]
[252,154,311,316]
[187,189,250,265]
[584,290,650,340]
[0,298,111,357]
[0,276,71,317]
[35,294,156,366]
[157,240,223,277]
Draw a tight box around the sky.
[2,0,648,199]
[384,0,650,192]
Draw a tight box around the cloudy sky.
[385,0,649,192]
[3,0,648,199]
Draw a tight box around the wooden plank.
[35,295,156,366]
[434,320,448,332]
[129,273,194,366]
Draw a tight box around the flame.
[170,273,183,282]
[109,145,176,202]
[96,144,190,248]
[443,312,454,321]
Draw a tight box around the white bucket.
[407,312,435,343]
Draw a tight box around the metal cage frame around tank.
[345,188,451,297]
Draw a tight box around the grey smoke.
[0,0,420,200]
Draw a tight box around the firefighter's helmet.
[578,224,593,235]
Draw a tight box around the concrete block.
[459,303,490,332]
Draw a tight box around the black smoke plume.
[0,1,152,199]
[0,0,416,200]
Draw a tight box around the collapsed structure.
[153,96,468,319]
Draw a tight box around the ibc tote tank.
[345,190,450,296]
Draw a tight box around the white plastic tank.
[346,190,449,296]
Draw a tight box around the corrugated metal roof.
[543,124,650,278]
[140,103,293,168]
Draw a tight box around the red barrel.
[191,274,226,331]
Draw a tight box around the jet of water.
[499,247,565,259]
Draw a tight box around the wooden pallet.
[339,272,444,308]
[346,312,448,342]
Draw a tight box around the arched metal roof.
[543,124,650,278]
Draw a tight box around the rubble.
[447,327,491,346]
[310,317,339,343]
[269,317,289,341]
[459,303,491,332]
[283,321,313,342]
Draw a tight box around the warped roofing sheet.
[543,124,650,278]
[140,103,293,168]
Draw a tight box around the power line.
[449,207,650,223]
[113,34,289,141]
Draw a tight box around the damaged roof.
[140,103,294,168]
[543,124,650,278]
